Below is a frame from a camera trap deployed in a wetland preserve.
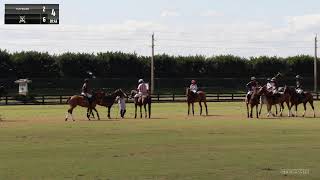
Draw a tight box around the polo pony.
[186,88,208,116]
[283,86,315,117]
[97,89,127,119]
[65,90,105,121]
[130,90,151,118]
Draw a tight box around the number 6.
[43,17,46,22]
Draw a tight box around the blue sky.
[1,0,320,57]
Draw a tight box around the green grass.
[0,102,320,180]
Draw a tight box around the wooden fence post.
[173,94,175,101]
[42,96,45,105]
[157,94,160,101]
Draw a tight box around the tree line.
[0,49,316,79]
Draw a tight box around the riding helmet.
[296,75,302,79]
[138,79,144,84]
[271,77,276,82]
[267,78,271,82]
[84,78,89,83]
[191,80,196,84]
[251,77,256,81]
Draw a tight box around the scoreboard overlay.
[5,4,59,24]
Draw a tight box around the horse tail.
[66,96,71,104]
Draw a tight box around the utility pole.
[151,33,155,94]
[315,35,318,92]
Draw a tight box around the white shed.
[14,79,32,95]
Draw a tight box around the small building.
[14,79,32,95]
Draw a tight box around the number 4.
[51,9,56,16]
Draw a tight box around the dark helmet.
[84,78,89,83]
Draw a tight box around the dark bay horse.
[97,89,127,119]
[65,91,105,121]
[186,88,208,116]
[0,86,6,100]
[284,86,315,117]
[130,90,151,118]
[246,87,261,118]
[258,86,291,117]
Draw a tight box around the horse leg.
[65,107,73,121]
[247,103,249,118]
[280,103,284,117]
[144,104,147,118]
[204,101,208,116]
[309,100,316,118]
[192,103,195,116]
[188,102,190,116]
[140,105,143,118]
[148,103,151,118]
[250,104,253,118]
[267,104,271,117]
[135,104,137,119]
[275,105,278,116]
[256,105,259,118]
[87,108,91,121]
[302,103,307,117]
[259,103,263,116]
[93,108,100,120]
[286,101,291,117]
[295,104,298,117]
[107,107,111,119]
[66,108,75,121]
[199,102,202,116]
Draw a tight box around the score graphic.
[5,4,59,24]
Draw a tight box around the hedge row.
[0,49,316,78]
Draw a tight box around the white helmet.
[251,77,256,81]
[138,79,144,83]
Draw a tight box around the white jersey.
[190,84,198,93]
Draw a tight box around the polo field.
[0,102,319,180]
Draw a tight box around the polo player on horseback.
[246,76,259,100]
[190,80,198,98]
[135,79,149,98]
[268,72,282,96]
[295,75,304,99]
[266,78,272,89]
[81,78,93,107]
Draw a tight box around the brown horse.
[246,87,261,118]
[284,86,315,117]
[0,86,6,101]
[130,90,151,118]
[258,86,291,117]
[186,88,208,116]
[97,89,127,119]
[65,91,105,121]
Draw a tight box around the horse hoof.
[65,119,67,121]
